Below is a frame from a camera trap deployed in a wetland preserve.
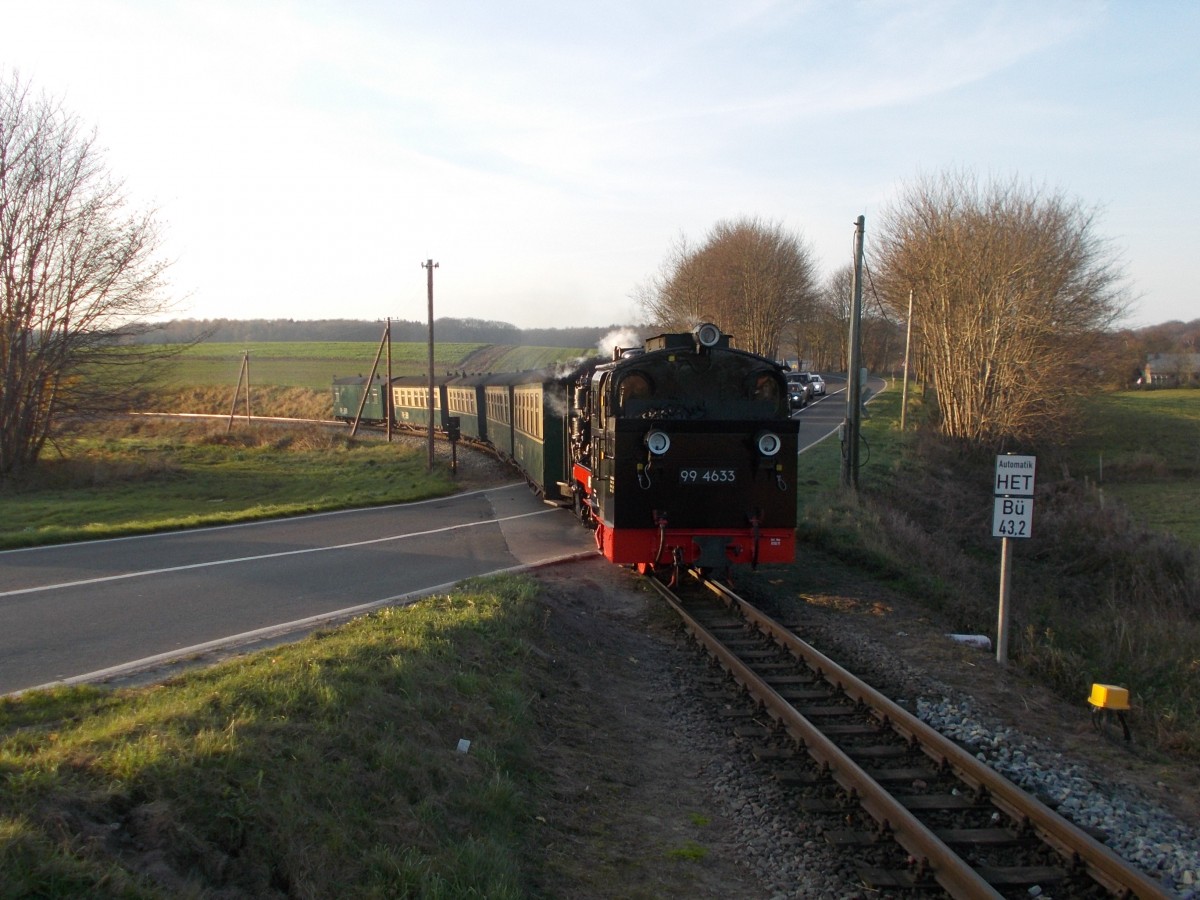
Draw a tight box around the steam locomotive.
[333,323,799,574]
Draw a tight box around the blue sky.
[3,1,1195,329]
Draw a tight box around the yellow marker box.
[1088,683,1130,710]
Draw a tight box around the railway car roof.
[470,359,599,386]
[332,374,388,384]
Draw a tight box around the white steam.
[596,328,643,358]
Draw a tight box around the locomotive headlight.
[645,429,671,456]
[694,322,722,348]
[755,430,782,457]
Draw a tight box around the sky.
[2,1,1196,330]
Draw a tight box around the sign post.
[993,454,1036,665]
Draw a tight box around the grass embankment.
[0,576,548,897]
[0,420,459,549]
[790,386,1200,755]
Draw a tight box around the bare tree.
[0,73,184,477]
[637,217,820,358]
[875,171,1126,448]
[814,265,855,372]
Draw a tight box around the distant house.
[1144,353,1200,386]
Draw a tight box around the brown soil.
[523,558,767,897]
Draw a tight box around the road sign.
[993,454,1036,539]
[993,453,1037,666]
[993,496,1033,538]
[994,454,1036,496]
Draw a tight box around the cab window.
[616,371,653,412]
[752,373,780,403]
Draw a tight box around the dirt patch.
[523,558,770,898]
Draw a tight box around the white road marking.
[0,508,555,599]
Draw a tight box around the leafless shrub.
[1031,478,1198,612]
[874,170,1128,449]
[0,71,184,477]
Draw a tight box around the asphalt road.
[0,482,595,695]
[791,372,885,448]
[792,377,844,448]
[1,376,883,696]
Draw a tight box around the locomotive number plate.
[679,467,737,484]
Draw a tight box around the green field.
[160,342,593,390]
[1069,389,1200,543]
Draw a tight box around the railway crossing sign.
[994,454,1036,666]
[992,455,1036,539]
[993,497,1032,538]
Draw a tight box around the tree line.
[128,318,628,349]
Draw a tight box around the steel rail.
[698,578,1170,899]
[652,573,1171,899]
[650,577,1004,898]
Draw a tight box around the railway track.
[647,572,1171,899]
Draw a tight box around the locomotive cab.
[573,324,798,572]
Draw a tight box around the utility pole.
[900,288,914,431]
[841,215,865,490]
[385,317,393,443]
[226,351,251,433]
[422,259,439,470]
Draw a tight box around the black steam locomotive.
[334,323,798,573]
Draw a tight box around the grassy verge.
[0,575,547,898]
[0,420,460,549]
[792,384,1200,755]
[150,385,329,419]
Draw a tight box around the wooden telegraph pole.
[900,289,914,431]
[386,316,392,443]
[226,351,251,433]
[422,259,439,470]
[842,215,865,490]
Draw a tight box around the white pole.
[996,537,1012,665]
[900,289,913,431]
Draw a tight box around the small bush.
[1103,451,1169,479]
